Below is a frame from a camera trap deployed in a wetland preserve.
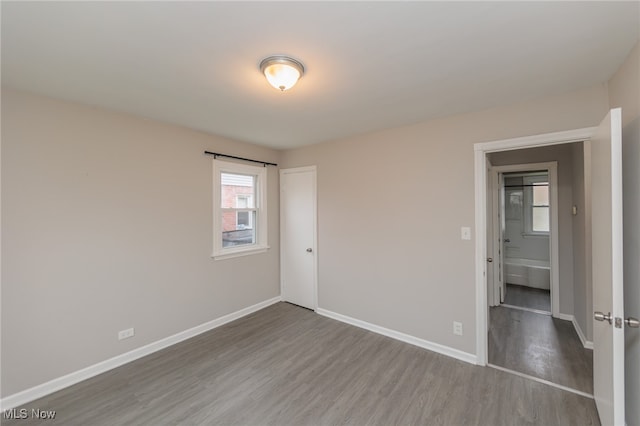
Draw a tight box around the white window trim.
[212,160,268,260]
[523,175,550,236]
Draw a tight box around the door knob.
[626,317,640,328]
[504,239,511,243]
[487,258,493,263]
[594,311,613,324]
[306,248,313,253]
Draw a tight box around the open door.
[591,108,624,426]
[488,167,505,306]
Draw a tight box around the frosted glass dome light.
[260,56,305,92]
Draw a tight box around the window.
[524,175,549,234]
[212,160,268,259]
[235,195,254,230]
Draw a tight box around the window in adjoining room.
[524,175,549,234]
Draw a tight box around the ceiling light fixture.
[260,55,305,92]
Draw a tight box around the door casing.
[474,127,596,365]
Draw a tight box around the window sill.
[212,245,270,261]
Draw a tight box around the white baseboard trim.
[554,313,593,350]
[0,296,281,411]
[555,312,574,322]
[501,304,551,316]
[316,308,477,365]
[571,317,594,350]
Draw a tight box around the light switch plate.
[461,227,471,240]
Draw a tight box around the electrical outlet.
[453,321,463,336]
[118,328,135,340]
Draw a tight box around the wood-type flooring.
[5,302,599,425]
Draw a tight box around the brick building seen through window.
[221,173,256,247]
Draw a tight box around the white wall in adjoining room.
[281,84,609,356]
[571,142,591,343]
[1,89,281,398]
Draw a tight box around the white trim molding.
[317,308,477,365]
[554,312,575,322]
[571,316,594,350]
[474,126,597,365]
[0,296,281,411]
[554,313,593,350]
[474,127,597,154]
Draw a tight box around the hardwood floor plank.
[4,302,599,425]
[489,305,593,395]
[504,284,551,312]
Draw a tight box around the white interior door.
[488,167,503,306]
[280,166,317,310]
[591,108,624,426]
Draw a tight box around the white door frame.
[280,165,318,310]
[486,157,496,308]
[474,127,596,365]
[490,162,559,318]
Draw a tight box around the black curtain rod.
[504,184,549,188]
[204,151,278,167]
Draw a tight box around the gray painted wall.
[1,89,281,397]
[571,142,592,343]
[282,84,609,355]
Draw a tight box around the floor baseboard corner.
[571,317,593,350]
[555,313,574,322]
[316,308,477,365]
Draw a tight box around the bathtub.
[504,257,550,290]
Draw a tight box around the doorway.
[477,135,600,395]
[488,163,559,317]
[486,154,593,394]
[502,170,551,314]
[280,166,318,310]
[475,111,627,425]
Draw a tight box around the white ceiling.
[2,1,638,149]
